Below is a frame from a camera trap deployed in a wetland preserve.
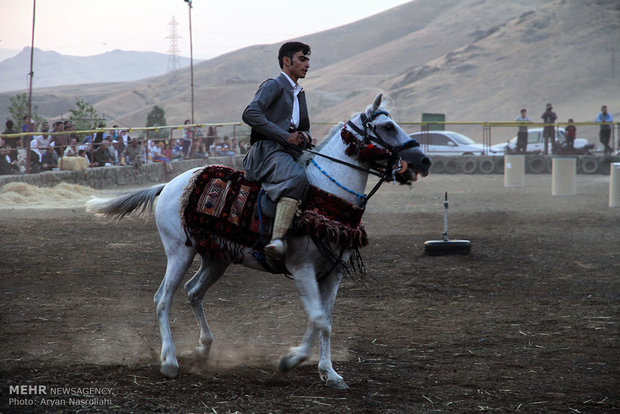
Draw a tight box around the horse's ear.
[371,94,383,113]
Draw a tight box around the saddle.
[180,165,368,264]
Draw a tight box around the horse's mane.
[317,122,345,151]
[300,121,345,165]
[300,94,392,166]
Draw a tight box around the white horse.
[86,94,430,389]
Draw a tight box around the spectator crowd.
[0,119,250,175]
[1,106,616,175]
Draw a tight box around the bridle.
[306,110,420,207]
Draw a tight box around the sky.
[0,0,413,60]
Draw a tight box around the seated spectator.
[122,137,144,168]
[239,140,249,154]
[64,138,79,157]
[0,145,19,175]
[209,136,224,156]
[29,151,42,173]
[78,145,92,166]
[40,145,59,171]
[30,136,42,159]
[170,139,183,161]
[194,142,209,159]
[220,136,237,156]
[151,141,173,172]
[92,140,114,167]
[110,140,121,165]
[229,137,241,155]
[162,140,173,161]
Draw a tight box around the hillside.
[0,48,193,92]
[323,0,620,128]
[1,0,618,145]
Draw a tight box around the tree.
[69,98,104,132]
[146,105,169,139]
[7,92,43,128]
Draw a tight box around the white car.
[408,131,484,156]
[489,128,594,155]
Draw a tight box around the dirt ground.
[0,173,618,413]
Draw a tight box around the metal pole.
[27,0,36,127]
[25,0,36,174]
[188,0,195,123]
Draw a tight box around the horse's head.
[343,94,431,184]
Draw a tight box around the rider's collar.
[281,72,302,95]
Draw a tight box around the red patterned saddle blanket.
[180,165,368,262]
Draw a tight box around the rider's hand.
[287,131,306,147]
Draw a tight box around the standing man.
[596,105,613,155]
[515,108,531,153]
[242,41,312,260]
[182,119,194,159]
[541,103,557,155]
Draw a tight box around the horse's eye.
[382,123,395,132]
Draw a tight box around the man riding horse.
[242,41,313,261]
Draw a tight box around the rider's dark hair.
[278,41,311,69]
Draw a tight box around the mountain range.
[1,0,618,144]
[0,48,192,92]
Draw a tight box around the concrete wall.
[0,156,245,190]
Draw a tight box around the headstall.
[307,110,420,207]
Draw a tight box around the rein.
[306,110,419,207]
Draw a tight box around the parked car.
[408,131,484,156]
[489,128,595,155]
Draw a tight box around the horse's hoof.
[195,345,210,358]
[279,353,305,373]
[278,354,294,372]
[326,378,349,390]
[160,363,179,378]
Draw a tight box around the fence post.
[552,158,576,196]
[610,162,620,207]
[504,154,525,187]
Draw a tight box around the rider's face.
[283,51,310,83]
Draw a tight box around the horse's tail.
[85,183,166,220]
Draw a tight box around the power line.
[166,16,181,73]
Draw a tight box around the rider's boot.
[265,197,299,260]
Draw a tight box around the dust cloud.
[0,182,101,209]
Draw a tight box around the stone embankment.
[0,157,244,190]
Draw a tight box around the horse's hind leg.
[154,249,194,378]
[184,257,229,359]
[317,270,348,389]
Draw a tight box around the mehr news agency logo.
[8,384,114,408]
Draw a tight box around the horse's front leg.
[279,263,325,373]
[317,269,348,389]
[184,257,229,359]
